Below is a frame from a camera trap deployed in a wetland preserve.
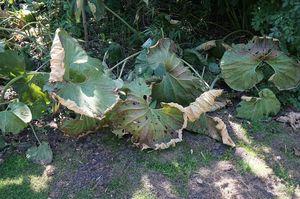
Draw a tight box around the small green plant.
[0,44,52,165]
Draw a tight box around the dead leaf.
[294,147,300,157]
[184,89,223,122]
[277,112,300,131]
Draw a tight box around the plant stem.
[0,74,25,102]
[181,58,210,88]
[0,71,47,102]
[118,60,127,79]
[103,4,139,35]
[82,0,88,46]
[201,66,206,78]
[109,51,141,71]
[29,123,41,146]
[0,99,17,106]
[35,60,50,72]
[222,29,254,42]
[0,26,28,37]
[210,75,220,89]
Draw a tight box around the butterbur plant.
[220,36,300,120]
[47,29,235,149]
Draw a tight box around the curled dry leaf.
[184,89,223,122]
[49,29,65,82]
[196,40,217,51]
[210,100,231,112]
[276,112,300,131]
[186,114,235,147]
[211,117,235,147]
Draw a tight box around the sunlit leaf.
[236,88,281,121]
[26,142,53,165]
[47,29,120,119]
[0,102,32,134]
[221,36,300,91]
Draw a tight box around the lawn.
[1,118,299,199]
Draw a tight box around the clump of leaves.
[47,29,235,149]
[220,36,300,91]
[220,36,300,120]
[0,44,52,165]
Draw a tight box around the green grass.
[0,154,50,199]
[141,145,216,198]
[235,159,252,174]
[107,176,130,192]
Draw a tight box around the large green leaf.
[0,102,32,134]
[220,44,263,91]
[60,115,100,137]
[109,79,187,149]
[220,37,300,91]
[266,53,300,90]
[236,88,281,121]
[48,29,120,119]
[0,49,25,78]
[135,38,209,106]
[26,142,53,165]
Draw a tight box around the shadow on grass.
[6,117,295,199]
[0,154,50,199]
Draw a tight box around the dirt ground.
[1,110,299,199]
[43,111,300,199]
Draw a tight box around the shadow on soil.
[1,111,299,199]
[46,113,300,199]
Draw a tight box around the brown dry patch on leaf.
[49,29,65,82]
